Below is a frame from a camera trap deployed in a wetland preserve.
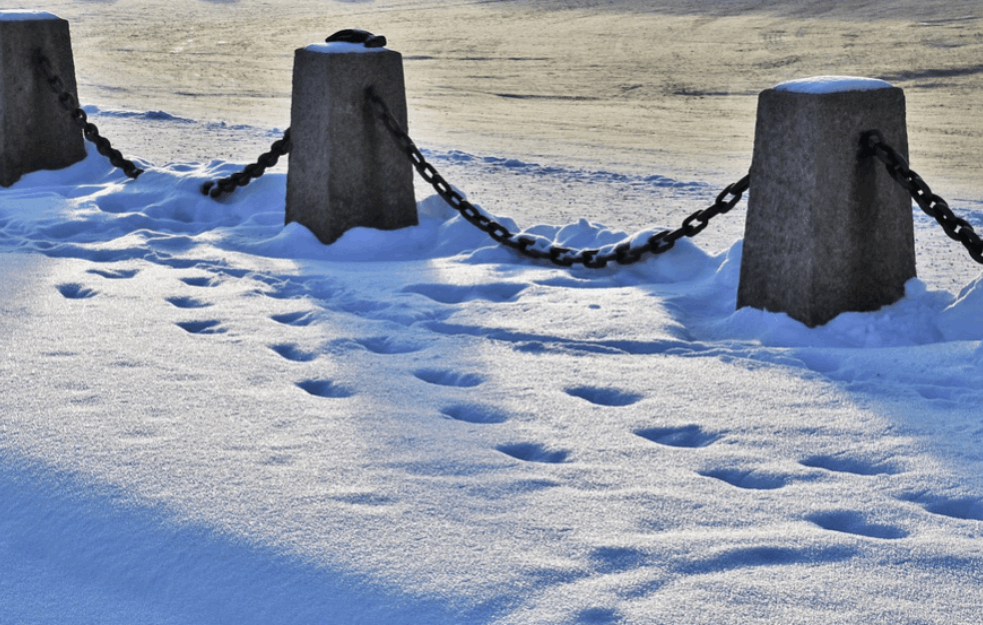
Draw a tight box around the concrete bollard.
[285,40,417,245]
[737,76,916,327]
[0,11,86,187]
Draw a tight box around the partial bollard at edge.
[285,35,417,245]
[737,76,916,328]
[0,11,86,187]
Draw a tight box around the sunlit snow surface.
[775,75,895,93]
[0,9,59,20]
[3,129,983,623]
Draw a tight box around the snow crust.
[0,10,60,21]
[2,108,983,625]
[775,75,894,94]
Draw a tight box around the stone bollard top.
[0,10,61,21]
[774,75,894,94]
[304,42,390,55]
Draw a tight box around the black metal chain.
[367,87,749,268]
[35,53,144,179]
[863,130,983,264]
[201,129,292,198]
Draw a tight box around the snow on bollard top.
[774,75,894,94]
[304,42,389,54]
[0,10,61,21]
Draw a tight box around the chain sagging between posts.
[31,39,983,272]
[863,130,983,264]
[201,129,292,198]
[367,86,750,269]
[35,53,144,179]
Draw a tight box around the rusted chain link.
[863,130,983,264]
[201,129,292,198]
[367,87,749,268]
[35,53,144,179]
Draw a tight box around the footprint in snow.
[441,403,509,424]
[566,386,643,407]
[699,467,789,490]
[269,343,318,362]
[574,607,622,625]
[166,296,212,309]
[413,368,484,388]
[181,276,220,288]
[497,442,570,464]
[635,424,720,448]
[678,544,855,574]
[87,268,138,279]
[175,320,226,334]
[296,379,354,399]
[899,493,983,522]
[799,454,900,476]
[355,336,429,354]
[270,311,316,326]
[807,510,908,539]
[57,283,98,299]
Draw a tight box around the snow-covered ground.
[3,2,983,624]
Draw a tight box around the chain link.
[201,129,292,198]
[35,53,144,179]
[863,130,983,264]
[367,87,749,269]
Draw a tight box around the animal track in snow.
[799,454,900,476]
[497,442,570,464]
[296,379,354,399]
[699,468,788,490]
[175,320,226,334]
[355,336,428,354]
[87,268,138,279]
[635,425,720,448]
[413,368,484,388]
[441,403,509,424]
[270,311,316,326]
[807,510,909,539]
[57,283,97,299]
[180,276,220,288]
[566,386,643,407]
[269,343,318,362]
[166,296,212,309]
[401,282,527,304]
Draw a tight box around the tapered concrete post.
[737,76,916,327]
[0,11,85,187]
[285,41,417,244]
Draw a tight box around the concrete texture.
[0,16,86,187]
[737,86,916,327]
[285,47,416,245]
